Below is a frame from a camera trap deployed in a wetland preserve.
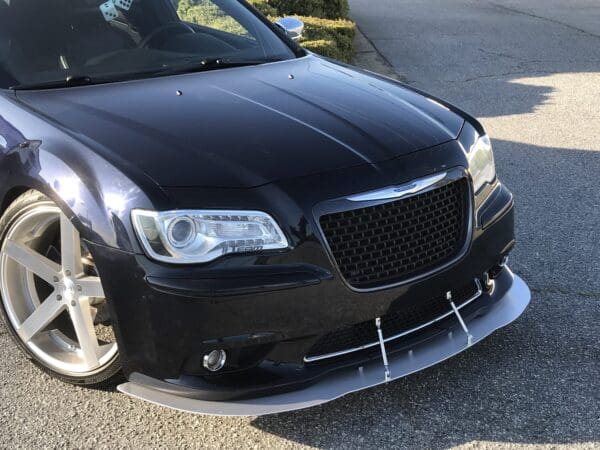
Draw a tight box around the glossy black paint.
[0,53,515,399]
[87,203,514,399]
[124,266,517,402]
[0,55,475,252]
[14,56,464,188]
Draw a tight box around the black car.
[0,0,530,416]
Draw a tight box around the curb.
[353,26,405,82]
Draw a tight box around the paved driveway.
[1,1,599,449]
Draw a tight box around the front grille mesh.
[320,178,470,289]
[306,280,480,361]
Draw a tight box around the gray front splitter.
[118,271,530,417]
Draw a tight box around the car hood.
[17,56,464,188]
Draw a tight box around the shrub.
[179,0,356,63]
[301,39,343,61]
[246,0,278,16]
[300,16,355,41]
[299,16,355,62]
[178,0,248,35]
[267,0,349,19]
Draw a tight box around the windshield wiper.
[11,75,94,91]
[9,58,283,90]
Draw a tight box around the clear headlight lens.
[468,134,496,194]
[132,209,289,264]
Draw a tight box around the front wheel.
[0,191,121,386]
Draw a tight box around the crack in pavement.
[435,69,552,83]
[462,70,539,82]
[356,25,397,71]
[477,48,600,66]
[478,47,524,62]
[529,285,600,301]
[490,2,600,41]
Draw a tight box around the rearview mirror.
[275,17,304,42]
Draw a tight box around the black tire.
[0,190,123,388]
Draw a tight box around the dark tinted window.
[0,0,295,88]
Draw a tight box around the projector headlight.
[468,134,496,194]
[132,209,289,264]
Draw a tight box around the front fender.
[0,92,168,252]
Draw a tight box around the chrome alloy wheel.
[0,202,118,377]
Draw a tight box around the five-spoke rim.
[0,204,117,376]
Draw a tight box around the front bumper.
[86,164,521,404]
[83,135,524,412]
[117,269,530,416]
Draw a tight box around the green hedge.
[178,0,249,35]
[178,0,356,62]
[246,0,278,16]
[265,0,349,20]
[248,0,356,62]
[299,16,355,61]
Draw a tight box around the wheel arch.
[1,96,167,254]
[0,182,124,387]
[0,145,165,255]
[0,172,140,365]
[0,186,31,216]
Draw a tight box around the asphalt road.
[1,1,599,449]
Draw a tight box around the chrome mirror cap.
[275,17,304,42]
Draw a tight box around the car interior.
[0,0,282,88]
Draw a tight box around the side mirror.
[275,17,304,42]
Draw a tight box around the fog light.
[203,350,227,372]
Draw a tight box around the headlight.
[132,209,289,264]
[468,134,496,194]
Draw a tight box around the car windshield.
[0,0,297,89]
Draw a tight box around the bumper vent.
[320,178,470,290]
[306,279,482,363]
